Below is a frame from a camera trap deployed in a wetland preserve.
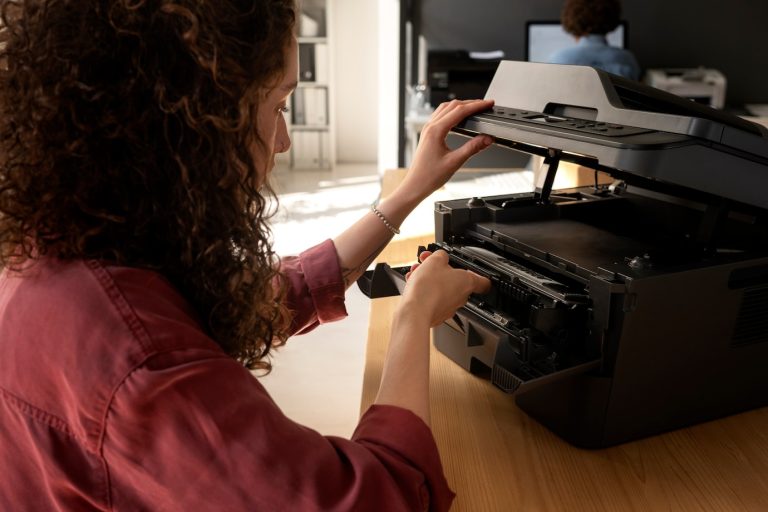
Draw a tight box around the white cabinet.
[290,129,331,169]
[289,0,334,169]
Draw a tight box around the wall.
[418,0,768,106]
[332,0,379,163]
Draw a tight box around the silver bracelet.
[370,204,400,235]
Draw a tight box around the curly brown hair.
[0,0,296,372]
[561,0,621,37]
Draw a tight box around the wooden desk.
[361,171,768,512]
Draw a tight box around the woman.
[0,0,492,510]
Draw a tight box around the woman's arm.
[332,99,494,288]
[373,250,490,425]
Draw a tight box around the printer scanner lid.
[454,61,768,210]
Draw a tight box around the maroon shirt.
[0,240,454,511]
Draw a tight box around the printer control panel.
[481,106,653,138]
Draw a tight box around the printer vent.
[492,364,524,393]
[732,286,768,347]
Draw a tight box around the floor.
[259,163,380,438]
[259,163,533,437]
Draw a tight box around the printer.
[645,67,727,109]
[360,61,768,448]
[427,49,502,105]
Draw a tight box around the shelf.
[290,125,330,131]
[290,0,332,170]
[298,36,328,44]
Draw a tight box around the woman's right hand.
[401,250,491,327]
[376,249,488,425]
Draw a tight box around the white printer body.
[645,67,726,109]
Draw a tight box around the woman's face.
[254,37,298,184]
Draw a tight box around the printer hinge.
[534,148,562,205]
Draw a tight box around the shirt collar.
[578,34,609,46]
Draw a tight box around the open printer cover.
[360,61,768,448]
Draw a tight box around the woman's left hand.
[330,99,495,290]
[398,98,495,204]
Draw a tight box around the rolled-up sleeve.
[280,239,347,335]
[352,405,456,512]
[103,351,455,511]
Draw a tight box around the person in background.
[0,0,492,510]
[547,0,641,80]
